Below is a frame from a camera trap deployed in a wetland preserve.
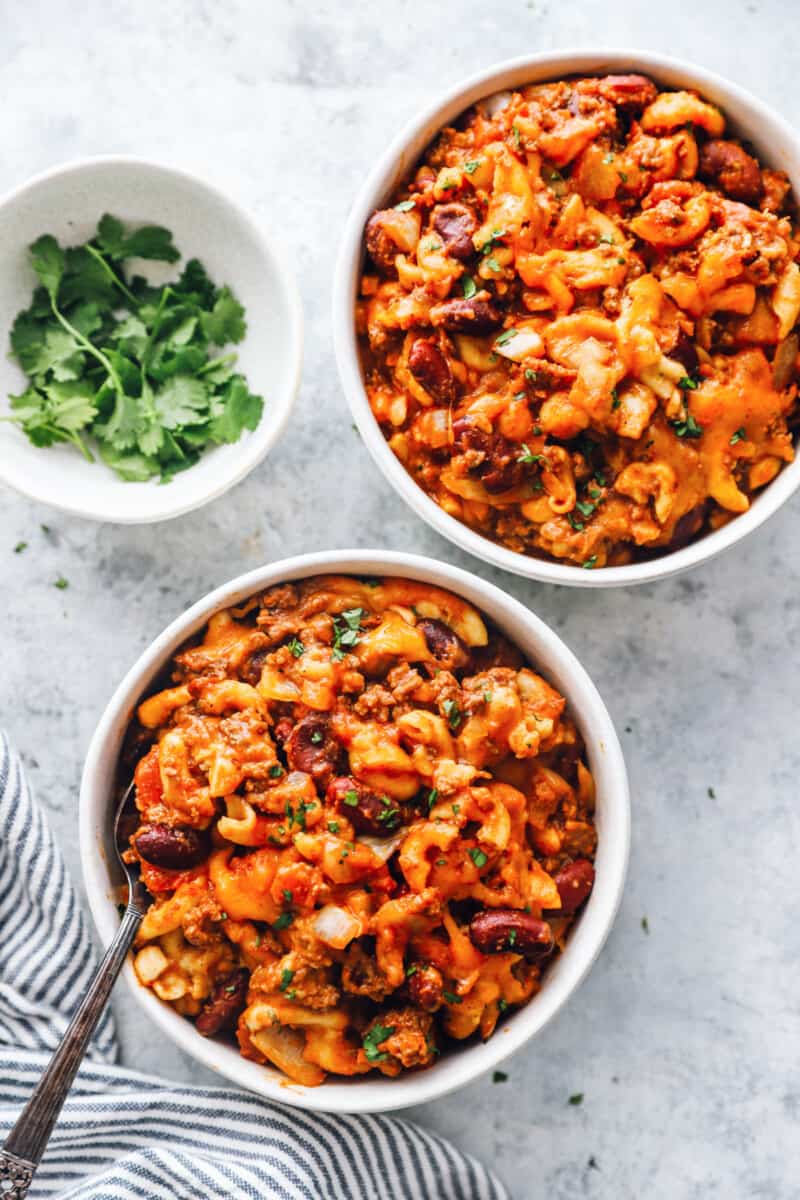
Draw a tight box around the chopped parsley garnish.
[406,964,419,977]
[462,276,477,299]
[269,764,284,778]
[611,389,621,410]
[707,786,716,799]
[282,889,293,903]
[287,637,305,658]
[443,990,462,1004]
[14,541,27,553]
[569,1093,584,1106]
[54,576,69,589]
[310,730,323,744]
[273,910,294,931]
[469,847,488,869]
[583,555,598,570]
[594,471,607,487]
[442,698,461,731]
[362,1022,395,1063]
[671,414,703,439]
[485,255,501,273]
[641,916,650,934]
[729,427,746,445]
[507,929,518,948]
[567,513,584,532]
[517,444,542,464]
[575,500,596,518]
[463,159,482,175]
[4,216,262,482]
[394,199,416,212]
[511,124,521,150]
[377,797,400,825]
[343,790,360,807]
[285,989,297,1001]
[493,1070,509,1083]
[427,788,438,811]
[452,802,461,815]
[678,376,698,390]
[495,328,517,346]
[332,607,366,661]
[327,820,340,834]
[279,968,294,992]
[498,998,508,1012]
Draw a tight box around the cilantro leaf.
[96,214,180,263]
[29,235,65,301]
[363,1023,395,1064]
[201,287,246,345]
[154,375,209,430]
[208,376,263,444]
[97,442,160,481]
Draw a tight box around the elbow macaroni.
[125,575,597,1084]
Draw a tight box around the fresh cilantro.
[462,276,477,299]
[583,555,598,570]
[331,607,366,661]
[14,541,27,553]
[507,929,517,948]
[269,765,284,778]
[310,730,323,745]
[442,698,461,731]
[273,910,294,931]
[279,967,294,992]
[463,159,482,174]
[671,415,703,439]
[363,1022,395,1063]
[427,788,438,811]
[54,575,69,589]
[495,328,517,346]
[485,255,501,273]
[641,916,650,934]
[569,1093,584,1106]
[678,376,698,390]
[394,199,416,212]
[498,998,508,1012]
[443,990,462,1004]
[517,444,541,464]
[469,847,488,869]
[406,964,419,977]
[511,124,521,150]
[611,389,621,411]
[3,217,262,482]
[729,427,746,445]
[343,790,360,807]
[282,889,293,903]
[327,820,340,834]
[287,636,304,658]
[493,1070,509,1083]
[707,786,716,799]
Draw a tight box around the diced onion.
[495,329,544,361]
[480,90,512,117]
[358,828,408,863]
[313,904,362,949]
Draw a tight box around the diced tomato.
[134,746,163,815]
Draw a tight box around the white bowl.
[0,156,303,523]
[333,50,800,587]
[79,549,630,1113]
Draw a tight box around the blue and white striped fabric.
[0,733,508,1200]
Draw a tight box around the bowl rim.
[79,548,630,1113]
[0,153,304,524]
[332,48,800,587]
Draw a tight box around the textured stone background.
[1,2,799,1196]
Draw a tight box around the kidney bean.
[408,963,444,1012]
[699,139,763,205]
[135,824,208,870]
[417,618,469,670]
[196,968,249,1037]
[452,418,525,494]
[432,203,477,260]
[469,909,554,959]
[670,501,709,549]
[286,715,345,791]
[670,330,700,378]
[241,647,268,687]
[553,859,595,914]
[327,775,403,835]
[430,297,502,334]
[365,211,400,273]
[408,339,454,404]
[595,74,658,112]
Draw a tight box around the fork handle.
[1,906,143,1196]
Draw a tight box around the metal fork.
[0,781,146,1199]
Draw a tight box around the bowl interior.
[0,158,301,522]
[80,550,629,1113]
[334,50,800,586]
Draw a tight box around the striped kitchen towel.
[0,732,508,1200]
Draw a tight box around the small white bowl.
[0,157,303,523]
[333,50,800,587]
[79,549,629,1114]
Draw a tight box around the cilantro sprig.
[4,216,263,482]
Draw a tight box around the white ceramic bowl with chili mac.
[79,549,629,1114]
[333,50,800,587]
